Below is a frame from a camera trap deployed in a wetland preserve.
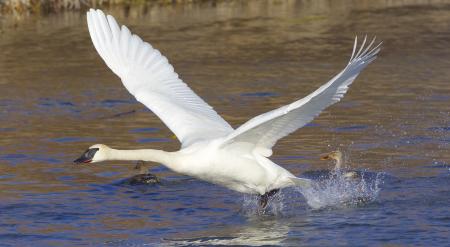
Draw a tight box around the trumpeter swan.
[75,9,381,208]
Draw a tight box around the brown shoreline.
[0,0,220,16]
[2,0,449,17]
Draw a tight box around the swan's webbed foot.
[259,189,280,209]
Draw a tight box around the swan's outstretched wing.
[221,37,381,155]
[87,9,233,147]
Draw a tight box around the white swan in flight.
[75,9,381,208]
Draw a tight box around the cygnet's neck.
[334,156,344,170]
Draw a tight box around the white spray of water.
[297,170,384,209]
[240,170,384,215]
[241,193,285,216]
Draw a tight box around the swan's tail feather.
[290,177,312,188]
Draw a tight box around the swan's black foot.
[259,189,280,209]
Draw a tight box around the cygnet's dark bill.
[320,154,331,160]
[74,148,99,164]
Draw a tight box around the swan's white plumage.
[87,9,233,147]
[84,9,381,197]
[221,36,381,154]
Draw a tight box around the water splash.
[297,170,384,210]
[238,170,384,215]
[240,193,285,216]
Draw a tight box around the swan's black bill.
[74,148,99,164]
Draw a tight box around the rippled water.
[0,0,449,246]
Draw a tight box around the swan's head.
[320,150,343,162]
[74,144,110,164]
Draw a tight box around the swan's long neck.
[107,148,172,167]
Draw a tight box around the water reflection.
[165,218,291,246]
